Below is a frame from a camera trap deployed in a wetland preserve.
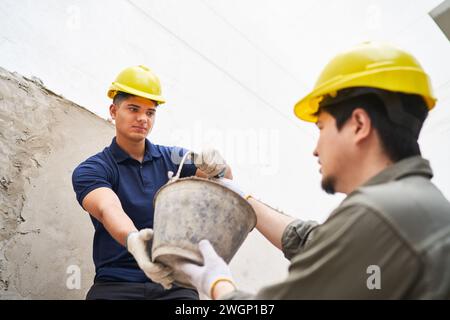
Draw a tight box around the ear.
[351,108,371,143]
[109,104,117,120]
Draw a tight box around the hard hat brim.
[108,82,166,104]
[294,66,436,123]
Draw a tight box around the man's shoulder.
[74,147,114,173]
[338,178,450,252]
[150,142,190,164]
[325,187,405,242]
[333,181,419,229]
[346,177,449,215]
[151,143,186,154]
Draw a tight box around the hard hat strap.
[320,87,422,138]
[375,91,422,138]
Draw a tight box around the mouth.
[132,126,147,132]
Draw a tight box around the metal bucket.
[151,152,256,289]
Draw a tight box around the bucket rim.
[153,176,257,231]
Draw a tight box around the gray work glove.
[127,229,174,289]
[193,148,227,178]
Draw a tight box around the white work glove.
[194,148,227,178]
[215,178,250,200]
[180,240,236,299]
[127,229,174,289]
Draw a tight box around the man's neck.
[343,152,393,195]
[116,135,146,163]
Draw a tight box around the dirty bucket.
[151,151,256,289]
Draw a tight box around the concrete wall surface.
[0,67,114,299]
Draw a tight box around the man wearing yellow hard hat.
[181,42,450,299]
[72,65,232,300]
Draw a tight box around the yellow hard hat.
[294,42,436,122]
[107,65,165,104]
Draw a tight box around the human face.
[313,111,353,194]
[110,95,157,143]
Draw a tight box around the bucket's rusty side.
[152,176,256,289]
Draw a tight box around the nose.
[313,147,318,158]
[137,113,147,123]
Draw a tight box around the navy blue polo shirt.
[72,137,197,283]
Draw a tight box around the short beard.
[321,176,337,195]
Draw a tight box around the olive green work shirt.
[224,156,450,299]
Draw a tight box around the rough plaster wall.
[0,67,114,299]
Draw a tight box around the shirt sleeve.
[72,158,114,208]
[281,219,319,260]
[252,206,421,299]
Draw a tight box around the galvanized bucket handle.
[168,150,194,182]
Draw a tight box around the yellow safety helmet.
[294,42,436,122]
[107,65,165,104]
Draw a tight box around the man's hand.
[127,229,174,289]
[194,148,227,178]
[180,240,236,299]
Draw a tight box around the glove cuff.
[126,231,139,251]
[210,277,236,299]
[214,167,227,178]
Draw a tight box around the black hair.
[113,91,133,106]
[318,87,429,162]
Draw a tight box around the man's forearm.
[82,188,138,247]
[100,203,137,247]
[248,197,296,250]
[223,165,233,179]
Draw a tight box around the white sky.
[1,0,449,223]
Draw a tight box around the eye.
[146,111,155,117]
[129,107,138,112]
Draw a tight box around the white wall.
[1,0,449,297]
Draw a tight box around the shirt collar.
[362,155,433,188]
[110,137,161,163]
